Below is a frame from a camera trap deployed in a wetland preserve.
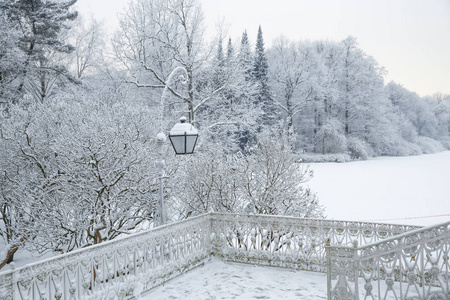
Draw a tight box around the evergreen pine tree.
[253,25,275,125]
[213,38,225,89]
[224,38,235,104]
[235,31,260,149]
[0,0,78,103]
[0,12,25,106]
[238,30,253,82]
[226,38,234,62]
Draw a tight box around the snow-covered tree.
[385,82,448,154]
[171,152,243,218]
[268,37,323,150]
[253,26,276,125]
[337,37,387,140]
[195,32,262,154]
[238,31,253,83]
[113,0,215,123]
[0,0,78,103]
[0,92,159,269]
[70,17,104,80]
[226,38,234,62]
[241,132,323,217]
[212,38,225,89]
[433,94,450,141]
[171,131,323,219]
[0,12,26,106]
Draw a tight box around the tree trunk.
[0,243,20,270]
[188,69,195,124]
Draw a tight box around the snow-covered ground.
[2,152,449,300]
[141,258,327,299]
[307,151,450,226]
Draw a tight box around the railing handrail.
[354,220,450,251]
[207,212,424,228]
[327,220,450,251]
[209,212,422,228]
[327,219,450,300]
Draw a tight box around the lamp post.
[154,67,198,227]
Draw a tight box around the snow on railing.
[327,221,450,300]
[0,213,422,299]
[210,213,419,272]
[0,214,212,300]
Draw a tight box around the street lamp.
[154,67,198,227]
[169,116,198,155]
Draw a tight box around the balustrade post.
[10,262,15,300]
[326,238,332,300]
[207,214,215,256]
[352,240,359,300]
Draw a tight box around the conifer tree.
[0,0,78,103]
[253,26,276,124]
[238,31,253,82]
[226,38,234,62]
[213,38,225,89]
[223,38,235,104]
[234,30,261,149]
[0,12,25,106]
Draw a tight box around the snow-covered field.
[307,151,450,226]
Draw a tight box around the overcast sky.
[75,0,450,97]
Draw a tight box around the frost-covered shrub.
[370,132,421,156]
[313,121,346,154]
[170,150,244,218]
[346,137,372,160]
[438,137,450,150]
[242,134,324,218]
[0,96,159,261]
[297,153,352,163]
[173,132,324,219]
[416,136,445,154]
[399,118,419,143]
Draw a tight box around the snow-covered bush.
[346,137,372,160]
[416,136,445,154]
[173,132,324,219]
[297,153,352,163]
[0,95,159,266]
[242,134,324,218]
[170,151,244,218]
[313,121,347,154]
[438,137,450,150]
[377,138,422,156]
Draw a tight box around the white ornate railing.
[0,213,426,299]
[327,221,450,300]
[210,213,420,272]
[0,214,212,300]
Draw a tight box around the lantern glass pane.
[169,135,185,154]
[185,135,198,154]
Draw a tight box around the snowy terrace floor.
[141,258,415,300]
[141,258,328,300]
